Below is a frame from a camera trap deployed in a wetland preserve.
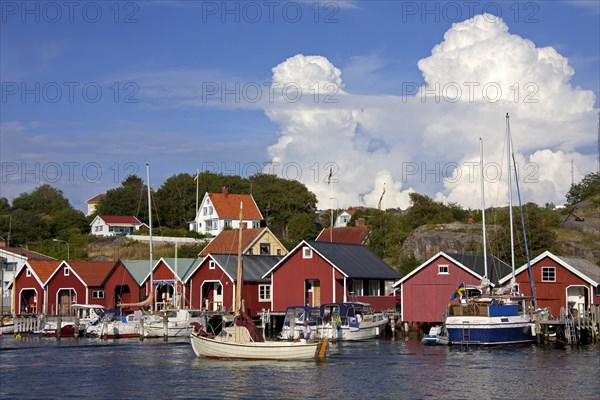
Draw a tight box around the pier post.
[163,313,168,342]
[56,315,62,340]
[139,316,144,341]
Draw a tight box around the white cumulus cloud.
[263,15,597,210]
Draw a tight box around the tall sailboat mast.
[146,163,154,311]
[479,138,488,281]
[506,113,516,289]
[235,202,243,314]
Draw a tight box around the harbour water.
[1,335,599,399]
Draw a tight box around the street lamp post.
[0,236,6,318]
[53,239,70,261]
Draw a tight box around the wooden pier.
[537,304,600,345]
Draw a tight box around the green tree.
[398,253,421,277]
[8,185,87,245]
[566,172,600,204]
[95,175,149,222]
[154,173,197,228]
[286,213,318,248]
[488,203,558,267]
[364,210,405,260]
[249,174,318,238]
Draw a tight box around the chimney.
[222,186,229,197]
[356,218,365,227]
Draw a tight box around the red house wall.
[402,255,480,323]
[187,258,235,311]
[186,258,270,316]
[14,269,45,314]
[103,262,141,308]
[271,247,341,312]
[45,264,87,314]
[515,255,592,316]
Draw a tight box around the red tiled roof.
[99,216,143,225]
[316,226,367,244]
[67,261,116,286]
[199,228,265,257]
[27,260,62,283]
[0,246,55,261]
[208,193,263,220]
[87,194,106,203]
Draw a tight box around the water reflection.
[1,336,599,399]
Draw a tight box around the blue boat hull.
[446,323,534,345]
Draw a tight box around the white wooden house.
[90,216,146,237]
[189,187,263,236]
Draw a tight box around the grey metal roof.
[555,255,600,285]
[211,254,283,282]
[160,258,203,282]
[306,241,400,279]
[120,259,155,285]
[446,253,512,286]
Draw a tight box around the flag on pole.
[327,167,333,184]
[450,283,465,300]
[193,172,199,183]
[377,186,386,209]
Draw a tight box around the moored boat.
[278,306,320,340]
[422,325,449,345]
[445,116,538,346]
[316,302,388,341]
[143,309,204,338]
[190,202,328,360]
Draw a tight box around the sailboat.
[190,203,329,360]
[445,115,537,345]
[86,164,155,338]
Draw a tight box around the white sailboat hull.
[190,332,324,360]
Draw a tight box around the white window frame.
[352,280,363,296]
[92,290,105,299]
[303,247,312,259]
[209,260,216,270]
[258,284,271,301]
[438,265,449,274]
[64,268,70,276]
[542,266,556,282]
[26,268,32,277]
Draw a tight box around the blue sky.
[1,0,599,212]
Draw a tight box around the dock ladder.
[461,321,471,346]
[562,308,577,344]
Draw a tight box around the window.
[253,221,260,228]
[211,220,218,230]
[224,220,232,228]
[203,207,207,216]
[92,290,105,299]
[64,268,70,276]
[209,206,213,215]
[277,249,282,256]
[248,248,253,255]
[26,268,32,277]
[542,267,556,282]
[438,265,449,274]
[352,280,363,296]
[259,284,271,301]
[303,247,312,258]
[260,243,270,255]
[368,280,379,296]
[209,260,216,269]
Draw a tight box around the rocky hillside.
[400,198,599,265]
